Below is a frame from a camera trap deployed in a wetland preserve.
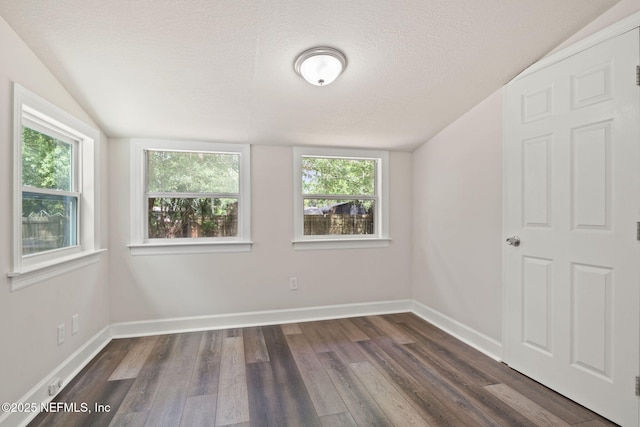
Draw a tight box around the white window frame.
[293,146,390,250]
[9,83,103,291]
[129,138,252,255]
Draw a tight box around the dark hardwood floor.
[28,313,617,426]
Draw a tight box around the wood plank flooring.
[28,313,618,426]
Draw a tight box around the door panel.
[522,256,553,354]
[504,28,640,426]
[571,62,613,109]
[571,263,612,379]
[571,121,611,230]
[523,135,552,227]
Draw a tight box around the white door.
[504,28,640,426]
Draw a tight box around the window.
[21,127,78,254]
[10,84,102,290]
[129,139,251,255]
[293,147,389,249]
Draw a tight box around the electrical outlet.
[289,277,298,290]
[48,383,57,396]
[57,324,65,345]
[48,378,62,396]
[72,314,79,335]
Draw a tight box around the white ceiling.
[0,0,619,151]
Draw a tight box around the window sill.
[8,249,107,292]
[128,241,253,256]
[292,238,391,251]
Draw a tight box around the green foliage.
[22,127,72,191]
[148,197,237,238]
[21,127,74,217]
[145,150,241,239]
[21,127,76,252]
[302,157,375,196]
[147,150,239,193]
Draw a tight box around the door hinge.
[637,222,640,241]
[637,65,640,86]
[636,376,640,396]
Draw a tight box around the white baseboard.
[1,326,111,427]
[110,299,503,361]
[3,299,503,427]
[110,299,414,338]
[412,300,503,361]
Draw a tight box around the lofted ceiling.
[0,0,619,151]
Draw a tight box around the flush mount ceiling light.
[294,46,347,86]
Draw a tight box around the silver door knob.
[506,236,520,247]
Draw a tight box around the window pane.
[303,199,374,235]
[302,157,375,196]
[148,197,238,238]
[22,192,77,255]
[147,151,239,194]
[22,127,73,191]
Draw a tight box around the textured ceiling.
[0,0,619,151]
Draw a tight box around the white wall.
[552,0,640,53]
[0,17,110,405]
[411,0,640,347]
[412,90,504,341]
[109,143,413,323]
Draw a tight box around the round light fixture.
[294,46,347,86]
